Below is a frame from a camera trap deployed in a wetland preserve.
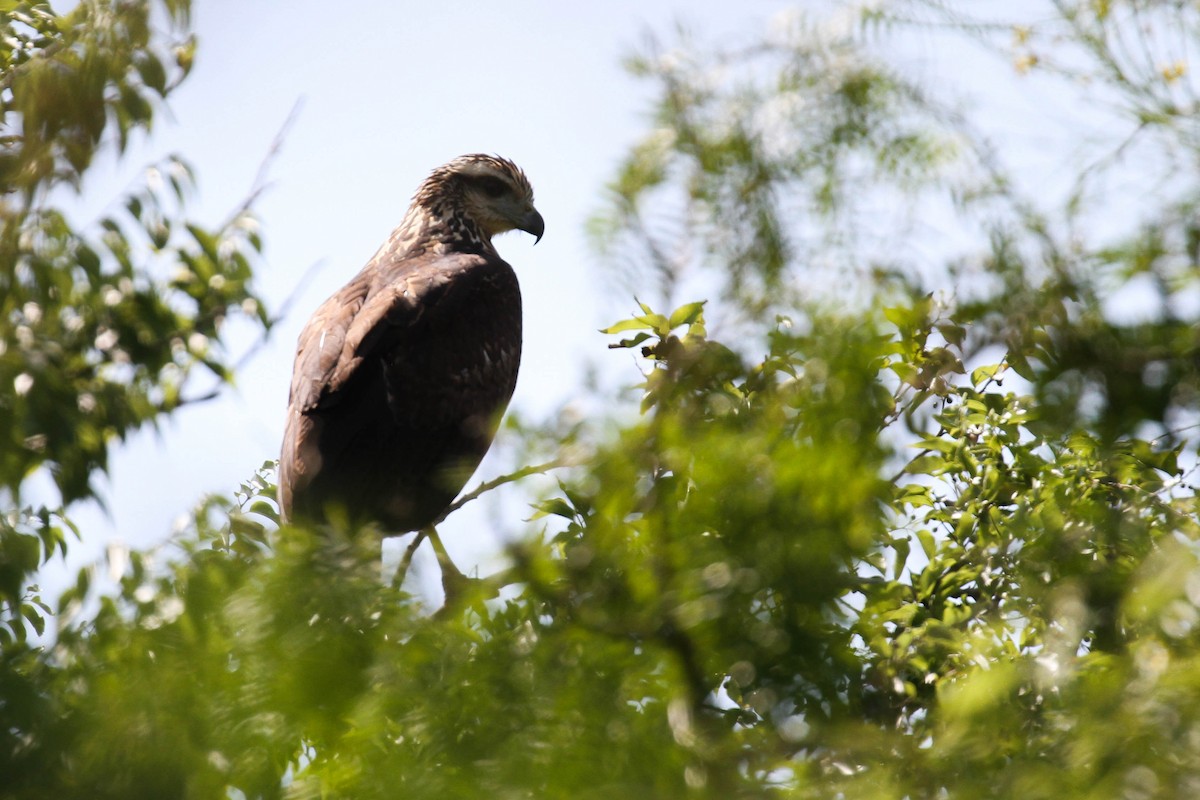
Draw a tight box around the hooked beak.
[518,207,545,244]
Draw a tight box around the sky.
[45,0,810,597]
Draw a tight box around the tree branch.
[223,98,304,228]
[430,457,574,526]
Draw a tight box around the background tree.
[0,0,269,779]
[0,0,268,645]
[6,1,1200,798]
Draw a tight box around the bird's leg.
[425,526,470,603]
[390,529,427,590]
[389,527,471,608]
[396,527,505,615]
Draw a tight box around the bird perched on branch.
[278,154,543,534]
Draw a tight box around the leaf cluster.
[0,1,269,650]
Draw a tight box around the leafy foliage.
[0,1,268,643]
[7,1,1200,799]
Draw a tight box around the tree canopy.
[4,1,1200,798]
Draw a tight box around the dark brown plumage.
[278,154,543,531]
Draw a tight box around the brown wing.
[278,249,522,530]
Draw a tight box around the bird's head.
[419,154,544,245]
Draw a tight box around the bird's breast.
[382,285,521,426]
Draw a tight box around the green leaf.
[897,482,936,506]
[613,332,653,350]
[970,363,1003,386]
[531,498,576,520]
[936,322,966,347]
[21,602,46,636]
[601,317,653,335]
[668,301,706,329]
[136,53,167,95]
[892,536,911,579]
[635,312,670,336]
[916,529,938,560]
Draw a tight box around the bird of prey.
[278,154,543,534]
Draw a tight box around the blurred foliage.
[8,1,1200,799]
[0,1,268,644]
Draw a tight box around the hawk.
[278,154,543,532]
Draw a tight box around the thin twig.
[223,98,305,228]
[176,101,316,408]
[391,529,427,590]
[431,457,574,526]
[271,257,328,326]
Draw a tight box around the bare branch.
[223,98,305,228]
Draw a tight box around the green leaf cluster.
[0,1,268,650]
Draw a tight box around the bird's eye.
[475,176,508,199]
